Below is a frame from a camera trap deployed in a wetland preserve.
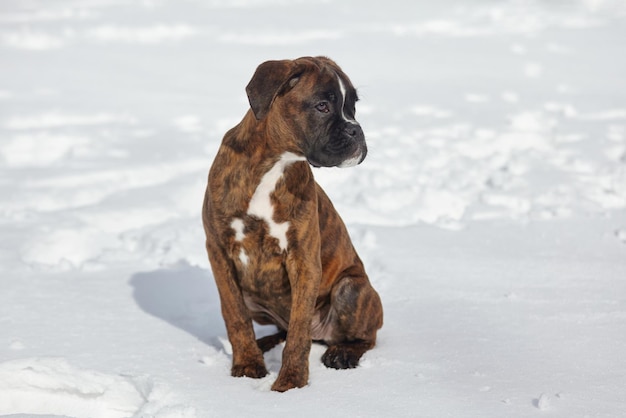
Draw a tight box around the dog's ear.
[246,60,302,120]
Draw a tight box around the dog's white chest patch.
[245,151,305,251]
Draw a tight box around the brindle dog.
[202,56,383,392]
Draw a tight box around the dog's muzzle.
[307,122,367,168]
[337,123,367,168]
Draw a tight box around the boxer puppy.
[202,56,383,392]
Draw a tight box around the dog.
[202,56,383,392]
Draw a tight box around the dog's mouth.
[306,154,341,168]
[306,125,366,167]
[337,150,366,168]
[306,148,366,169]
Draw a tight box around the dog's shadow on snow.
[129,263,226,348]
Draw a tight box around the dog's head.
[245,56,367,168]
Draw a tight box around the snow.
[1,357,147,418]
[1,0,625,416]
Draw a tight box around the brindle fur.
[202,56,383,392]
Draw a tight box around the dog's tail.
[256,330,287,352]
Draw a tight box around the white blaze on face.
[247,152,306,251]
[337,75,359,126]
[337,75,364,168]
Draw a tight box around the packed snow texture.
[1,0,625,417]
[0,357,195,418]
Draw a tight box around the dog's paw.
[321,345,362,369]
[272,379,308,392]
[231,362,268,379]
[271,369,308,392]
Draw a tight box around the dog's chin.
[306,156,343,169]
[306,153,337,168]
[306,157,323,168]
[337,151,365,168]
[306,143,366,168]
[307,151,365,169]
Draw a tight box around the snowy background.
[1,0,626,416]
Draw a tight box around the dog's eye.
[315,102,330,113]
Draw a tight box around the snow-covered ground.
[1,0,625,416]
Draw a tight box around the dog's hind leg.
[256,330,287,352]
[321,275,383,369]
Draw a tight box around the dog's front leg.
[207,241,268,379]
[271,237,322,392]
